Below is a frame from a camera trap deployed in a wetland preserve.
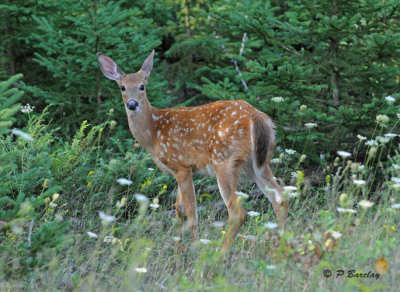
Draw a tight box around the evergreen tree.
[198,0,400,163]
[161,0,222,103]
[0,74,23,134]
[0,1,60,80]
[23,0,167,135]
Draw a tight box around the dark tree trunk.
[5,12,16,75]
[330,0,340,108]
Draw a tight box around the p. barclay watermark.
[323,269,380,280]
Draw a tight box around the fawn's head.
[97,51,154,112]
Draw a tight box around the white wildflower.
[392,164,400,169]
[358,200,374,208]
[149,198,160,210]
[235,191,249,200]
[12,129,33,141]
[337,151,351,158]
[391,177,400,184]
[99,211,116,223]
[21,104,35,113]
[337,207,357,213]
[365,140,378,146]
[291,171,298,179]
[149,203,160,209]
[271,158,281,164]
[376,114,390,125]
[264,222,278,229]
[116,178,132,186]
[49,202,57,208]
[271,96,284,103]
[331,231,342,239]
[148,168,154,171]
[353,179,366,185]
[266,265,277,270]
[200,239,211,245]
[384,133,397,138]
[391,203,400,209]
[288,192,298,198]
[247,211,260,217]
[134,267,147,273]
[305,123,317,129]
[357,135,367,141]
[283,186,297,192]
[172,236,181,242]
[385,95,396,103]
[358,165,365,171]
[285,149,296,155]
[376,136,390,144]
[87,231,98,238]
[134,193,149,202]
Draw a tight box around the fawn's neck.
[126,99,155,153]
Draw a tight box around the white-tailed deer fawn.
[97,50,288,250]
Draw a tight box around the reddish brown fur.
[151,100,254,173]
[97,51,288,251]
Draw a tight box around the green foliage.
[0,77,70,277]
[198,0,400,164]
[0,191,70,277]
[1,1,400,289]
[15,0,172,136]
[0,0,61,79]
[0,101,175,278]
[1,0,399,164]
[0,74,23,133]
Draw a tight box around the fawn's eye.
[121,85,126,91]
[139,84,145,91]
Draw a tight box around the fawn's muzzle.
[127,100,139,111]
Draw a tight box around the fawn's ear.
[97,53,125,81]
[140,50,154,76]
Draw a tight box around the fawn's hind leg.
[213,159,247,251]
[247,160,288,230]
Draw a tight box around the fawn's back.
[150,99,274,176]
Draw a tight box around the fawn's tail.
[252,115,275,168]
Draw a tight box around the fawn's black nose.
[127,100,139,111]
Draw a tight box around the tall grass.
[1,110,399,291]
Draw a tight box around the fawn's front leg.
[174,168,199,241]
